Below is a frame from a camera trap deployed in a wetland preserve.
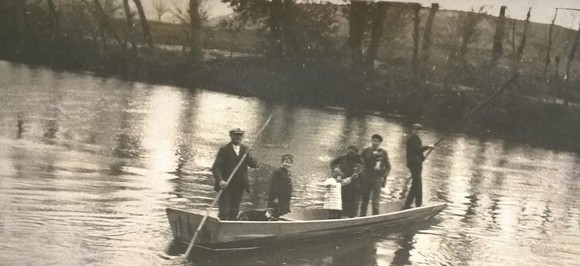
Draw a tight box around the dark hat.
[229,128,244,134]
[347,145,359,152]
[281,154,294,162]
[412,123,423,130]
[371,134,383,142]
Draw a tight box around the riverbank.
[1,45,579,153]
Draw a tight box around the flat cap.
[281,154,294,162]
[412,123,423,130]
[229,128,244,134]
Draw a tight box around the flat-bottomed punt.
[166,201,446,250]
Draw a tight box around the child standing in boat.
[323,163,362,219]
[267,154,294,220]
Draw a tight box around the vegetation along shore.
[1,0,579,152]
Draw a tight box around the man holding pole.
[403,123,435,209]
[211,128,258,220]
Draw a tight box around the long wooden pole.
[424,73,520,159]
[400,73,519,199]
[183,113,274,258]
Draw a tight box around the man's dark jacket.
[211,143,257,192]
[406,134,429,166]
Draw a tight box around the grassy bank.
[1,2,578,153]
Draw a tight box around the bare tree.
[133,0,154,48]
[189,0,203,59]
[543,9,558,77]
[515,7,531,68]
[93,0,122,45]
[122,0,137,53]
[46,0,60,43]
[422,3,439,68]
[13,0,26,50]
[510,19,516,56]
[348,1,368,92]
[490,5,507,66]
[270,0,283,61]
[364,2,389,75]
[168,0,208,53]
[152,0,169,21]
[564,23,580,106]
[458,7,486,63]
[411,3,421,80]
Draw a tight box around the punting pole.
[423,72,520,159]
[184,113,274,258]
[400,73,520,199]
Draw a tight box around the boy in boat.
[267,154,294,219]
[323,163,363,219]
[360,134,391,216]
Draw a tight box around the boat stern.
[166,208,220,245]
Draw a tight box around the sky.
[141,0,580,29]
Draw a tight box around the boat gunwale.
[166,202,447,225]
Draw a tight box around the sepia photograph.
[0,0,579,265]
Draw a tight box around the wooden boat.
[166,201,446,250]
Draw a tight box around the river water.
[0,60,578,266]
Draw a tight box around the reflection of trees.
[333,111,368,155]
[461,138,487,224]
[258,104,297,146]
[173,93,197,177]
[112,89,144,159]
[42,76,62,142]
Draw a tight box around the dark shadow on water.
[389,220,442,266]
[165,217,442,266]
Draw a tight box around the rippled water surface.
[0,61,579,265]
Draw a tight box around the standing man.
[330,145,364,218]
[360,134,391,216]
[212,128,258,220]
[404,123,435,209]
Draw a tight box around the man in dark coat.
[404,123,435,209]
[360,134,391,216]
[211,128,258,220]
[330,145,364,218]
[268,154,294,219]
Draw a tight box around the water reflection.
[182,228,384,266]
[0,61,579,265]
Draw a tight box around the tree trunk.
[490,6,506,66]
[543,9,558,77]
[515,8,531,68]
[269,0,283,61]
[364,2,389,75]
[510,19,516,56]
[13,0,26,53]
[282,0,297,61]
[564,23,580,106]
[189,0,202,59]
[421,3,439,68]
[412,4,421,81]
[46,0,60,43]
[349,1,368,92]
[133,0,154,48]
[93,0,122,45]
[122,0,137,53]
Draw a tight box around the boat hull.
[166,201,446,248]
